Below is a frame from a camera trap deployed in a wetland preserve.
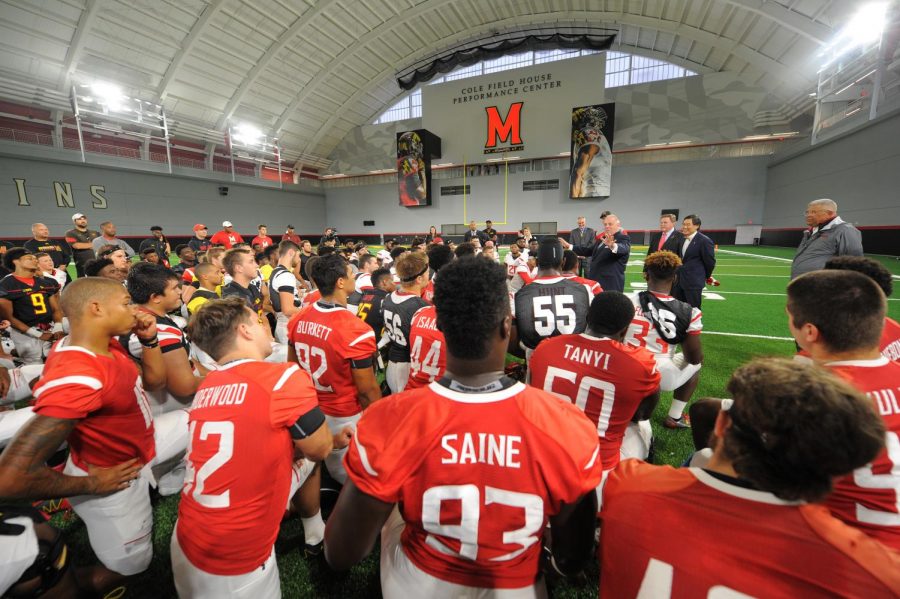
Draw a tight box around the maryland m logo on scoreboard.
[484,102,524,154]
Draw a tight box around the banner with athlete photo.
[397,129,441,207]
[569,103,614,199]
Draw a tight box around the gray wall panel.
[0,156,326,239]
[324,156,768,236]
[764,112,900,228]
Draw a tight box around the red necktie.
[657,231,667,251]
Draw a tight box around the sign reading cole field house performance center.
[422,54,606,163]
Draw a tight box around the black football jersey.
[356,288,388,336]
[381,291,429,362]
[514,276,591,350]
[0,274,60,326]
[268,265,298,313]
[222,281,263,316]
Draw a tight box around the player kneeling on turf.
[325,257,603,598]
[625,251,702,434]
[172,297,346,598]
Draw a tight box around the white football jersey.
[624,291,702,358]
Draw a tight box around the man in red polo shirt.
[210,221,244,249]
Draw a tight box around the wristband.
[139,336,159,349]
[50,322,64,334]
[26,327,44,339]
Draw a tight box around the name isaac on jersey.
[440,433,522,468]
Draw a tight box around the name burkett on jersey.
[294,320,333,341]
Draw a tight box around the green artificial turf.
[50,245,897,597]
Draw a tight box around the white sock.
[301,511,325,546]
[668,400,688,420]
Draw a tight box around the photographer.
[320,227,340,248]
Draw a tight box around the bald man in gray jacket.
[791,199,863,279]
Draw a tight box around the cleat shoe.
[664,415,691,429]
[706,277,720,287]
[303,540,324,559]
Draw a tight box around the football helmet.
[573,106,608,131]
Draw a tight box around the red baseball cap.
[193,224,207,232]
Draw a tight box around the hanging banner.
[569,103,615,198]
[397,129,442,207]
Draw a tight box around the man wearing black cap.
[139,226,171,267]
[514,238,591,366]
[282,225,301,245]
[64,213,99,278]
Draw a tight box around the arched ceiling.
[0,0,856,169]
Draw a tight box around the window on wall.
[374,49,696,125]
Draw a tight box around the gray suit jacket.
[569,227,596,248]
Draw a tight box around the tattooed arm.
[0,415,141,499]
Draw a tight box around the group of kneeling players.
[0,231,898,598]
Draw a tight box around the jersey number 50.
[541,366,616,437]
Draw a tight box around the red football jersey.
[344,382,602,589]
[561,272,602,296]
[407,306,446,389]
[530,334,660,469]
[422,279,435,304]
[882,317,900,362]
[300,288,320,309]
[32,339,155,471]
[600,461,900,598]
[177,361,318,575]
[825,357,900,551]
[287,301,377,417]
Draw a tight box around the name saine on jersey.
[193,383,248,409]
[441,433,522,468]
[293,320,332,341]
[564,344,611,369]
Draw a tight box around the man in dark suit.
[561,214,630,292]
[568,216,595,277]
[672,214,716,308]
[464,220,488,245]
[648,213,683,255]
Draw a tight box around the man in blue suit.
[561,214,631,292]
[672,214,716,308]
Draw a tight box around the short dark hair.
[311,253,349,296]
[278,239,299,255]
[141,248,158,257]
[370,268,391,288]
[83,257,114,277]
[587,292,635,336]
[126,262,179,304]
[254,252,266,264]
[643,251,682,281]
[175,244,190,257]
[825,256,893,297]
[222,248,252,277]
[389,246,407,260]
[426,243,454,273]
[562,249,579,272]
[358,254,375,269]
[264,245,280,261]
[454,242,476,259]
[434,257,509,360]
[2,248,30,270]
[150,226,163,232]
[186,297,253,361]
[787,270,886,353]
[536,238,563,269]
[317,245,336,257]
[723,358,885,502]
[684,214,701,227]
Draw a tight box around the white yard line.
[710,290,899,301]
[704,331,795,341]
[715,273,791,278]
[717,249,792,262]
